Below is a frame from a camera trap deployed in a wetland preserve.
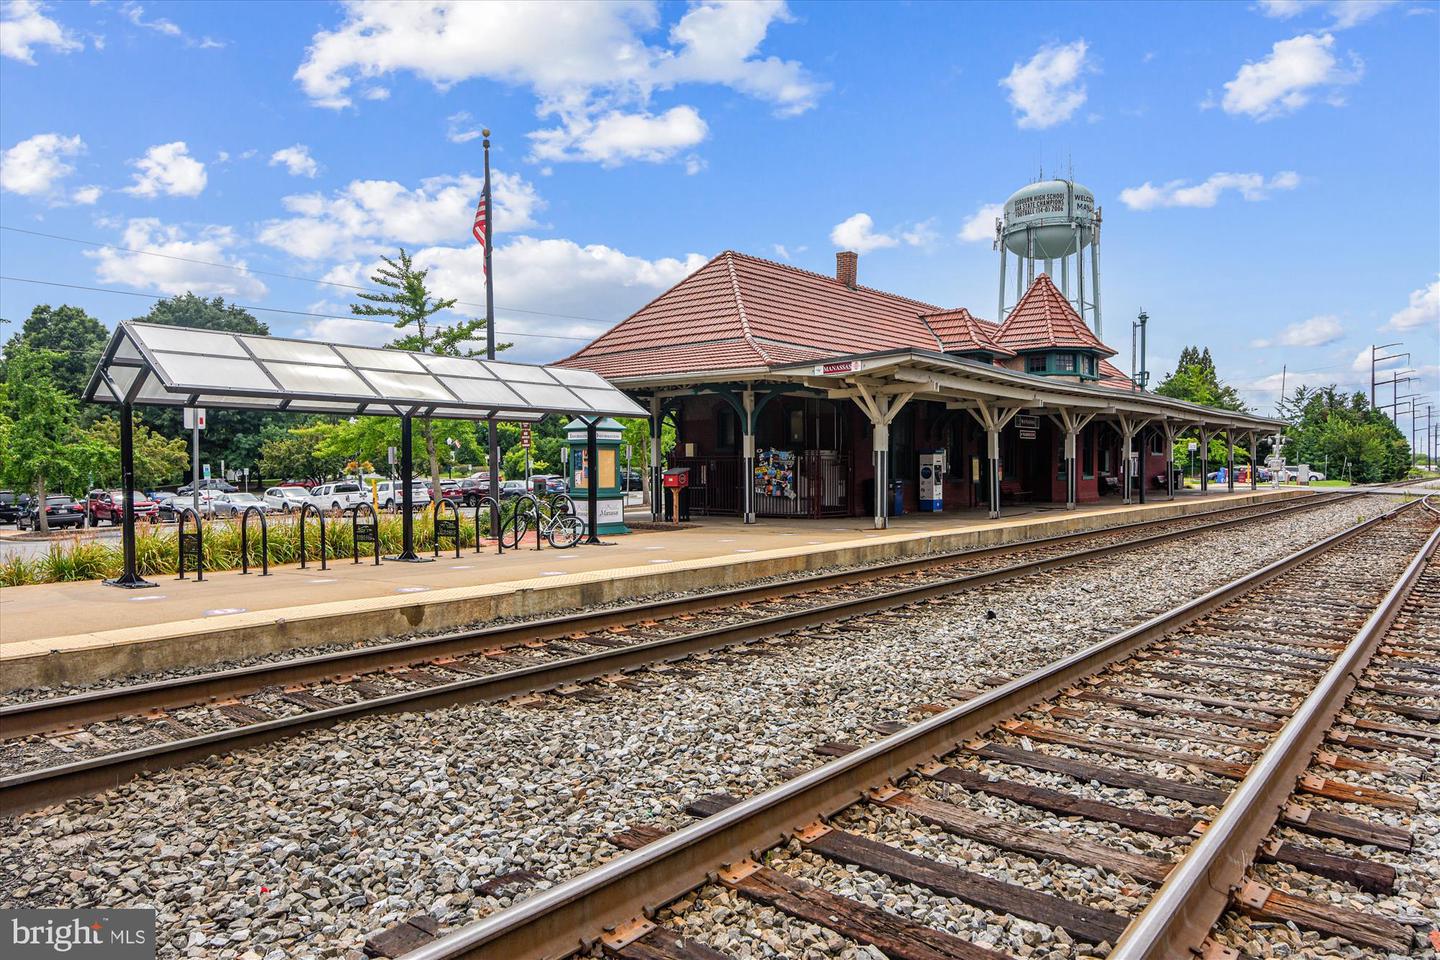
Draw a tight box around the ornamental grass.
[0,503,524,586]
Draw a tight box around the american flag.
[472,193,488,250]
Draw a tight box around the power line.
[0,224,613,327]
[0,275,594,343]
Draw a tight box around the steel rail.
[0,492,1347,739]
[1110,495,1440,960]
[400,498,1426,960]
[0,494,1352,816]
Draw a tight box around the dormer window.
[1022,350,1102,380]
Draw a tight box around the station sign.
[183,407,206,430]
[819,360,856,375]
[521,425,531,449]
[1016,414,1038,440]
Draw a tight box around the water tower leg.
[1091,235,1102,339]
[1061,254,1069,298]
[998,246,1008,322]
[1076,231,1087,327]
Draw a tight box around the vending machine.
[918,451,945,511]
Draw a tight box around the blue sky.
[2,0,1437,422]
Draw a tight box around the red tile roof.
[557,251,947,379]
[559,254,1126,383]
[1097,358,1135,389]
[920,308,1015,358]
[994,274,1116,358]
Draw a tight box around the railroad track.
[0,493,1359,815]
[388,496,1437,960]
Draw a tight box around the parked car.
[499,479,529,500]
[16,495,86,530]
[528,474,569,495]
[211,492,276,517]
[0,490,19,525]
[619,469,644,492]
[177,478,237,495]
[309,481,369,512]
[453,477,492,506]
[263,486,312,512]
[374,479,432,510]
[157,491,221,521]
[87,489,159,525]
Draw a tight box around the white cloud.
[1220,33,1361,119]
[257,170,544,262]
[123,141,207,197]
[0,132,83,197]
[315,237,709,362]
[269,144,320,178]
[1251,314,1343,348]
[1000,40,1090,129]
[1257,0,1396,29]
[89,219,267,298]
[1386,279,1439,332]
[119,1,224,49]
[529,106,708,166]
[1119,170,1300,210]
[446,111,483,144]
[830,213,936,255]
[71,184,101,204]
[0,0,81,63]
[957,203,1003,243]
[294,1,821,168]
[900,219,939,248]
[830,213,896,255]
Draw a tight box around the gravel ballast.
[0,495,1415,960]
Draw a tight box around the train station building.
[559,250,1283,527]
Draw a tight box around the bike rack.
[473,496,503,555]
[239,506,270,576]
[433,497,461,558]
[176,506,204,581]
[298,502,328,571]
[348,502,381,566]
[511,493,543,552]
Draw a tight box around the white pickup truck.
[307,481,369,512]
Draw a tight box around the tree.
[138,293,270,334]
[1276,385,1409,483]
[1154,346,1248,412]
[350,249,510,496]
[1,304,110,403]
[1,345,106,532]
[82,416,190,490]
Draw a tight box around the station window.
[1026,355,1046,373]
[1083,355,1097,377]
[1055,354,1076,372]
[1082,427,1095,479]
[1149,432,1164,455]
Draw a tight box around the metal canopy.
[85,321,648,421]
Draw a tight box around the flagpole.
[483,128,502,535]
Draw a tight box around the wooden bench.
[999,479,1032,504]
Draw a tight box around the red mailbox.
[662,467,690,489]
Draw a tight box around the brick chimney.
[835,250,858,289]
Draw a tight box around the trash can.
[891,479,905,516]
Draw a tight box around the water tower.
[995,178,1103,337]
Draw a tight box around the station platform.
[0,488,1310,691]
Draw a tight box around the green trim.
[1021,349,1101,380]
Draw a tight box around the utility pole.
[1131,309,1148,392]
[1370,343,1406,408]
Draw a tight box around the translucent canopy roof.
[84,322,648,421]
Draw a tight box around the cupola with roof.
[992,274,1116,382]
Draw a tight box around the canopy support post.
[1226,427,1236,493]
[741,389,756,524]
[1249,432,1259,490]
[650,395,662,522]
[390,415,429,562]
[104,401,156,589]
[585,418,605,545]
